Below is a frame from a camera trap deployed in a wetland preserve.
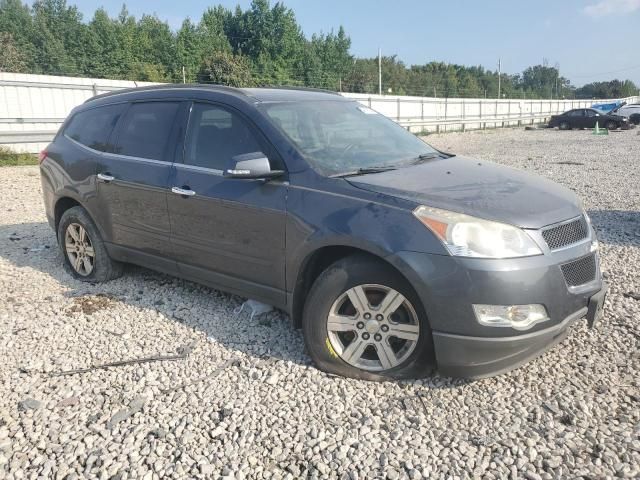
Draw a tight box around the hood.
[348,156,582,229]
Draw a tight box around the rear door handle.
[171,186,196,197]
[97,173,114,183]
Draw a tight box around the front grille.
[561,254,597,287]
[542,217,588,250]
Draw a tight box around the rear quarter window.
[64,104,126,151]
[112,102,179,160]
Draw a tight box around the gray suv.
[40,85,607,380]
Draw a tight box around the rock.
[107,409,131,429]
[57,396,80,408]
[265,373,280,385]
[17,398,42,411]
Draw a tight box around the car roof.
[240,87,345,102]
[86,84,347,105]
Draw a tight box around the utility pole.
[182,66,186,84]
[378,48,382,95]
[497,58,501,99]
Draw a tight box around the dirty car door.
[167,102,287,306]
[95,101,183,263]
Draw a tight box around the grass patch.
[0,147,38,166]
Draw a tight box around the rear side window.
[184,103,263,171]
[113,102,179,160]
[64,104,125,151]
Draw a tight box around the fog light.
[473,304,549,331]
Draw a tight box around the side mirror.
[223,152,284,179]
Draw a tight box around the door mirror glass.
[224,152,284,179]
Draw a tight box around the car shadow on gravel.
[0,221,479,388]
[587,210,640,247]
[0,221,312,367]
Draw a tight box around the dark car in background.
[548,108,629,130]
[39,85,606,380]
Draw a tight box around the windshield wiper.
[410,152,446,164]
[330,166,398,178]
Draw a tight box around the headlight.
[473,304,549,330]
[413,205,542,258]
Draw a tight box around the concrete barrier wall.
[344,92,640,133]
[1,72,638,152]
[0,73,158,152]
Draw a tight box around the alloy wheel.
[64,223,95,276]
[326,284,420,372]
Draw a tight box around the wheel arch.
[54,195,105,241]
[54,196,82,233]
[290,245,424,329]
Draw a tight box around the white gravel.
[1,127,639,479]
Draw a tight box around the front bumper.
[391,236,604,378]
[434,282,607,378]
[433,304,589,378]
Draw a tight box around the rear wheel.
[302,254,434,380]
[629,114,640,125]
[605,120,618,130]
[558,121,571,130]
[58,206,123,282]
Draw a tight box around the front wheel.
[58,206,123,282]
[605,121,618,130]
[302,254,434,381]
[629,114,640,125]
[558,121,571,130]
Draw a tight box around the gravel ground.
[0,127,639,480]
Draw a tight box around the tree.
[175,19,203,82]
[1,0,633,99]
[0,32,28,72]
[575,79,639,99]
[0,0,36,70]
[199,51,253,87]
[134,14,175,81]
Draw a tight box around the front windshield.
[260,100,440,176]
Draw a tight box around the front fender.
[285,179,448,293]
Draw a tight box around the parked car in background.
[40,85,606,380]
[610,103,640,125]
[548,108,629,130]
[591,101,623,113]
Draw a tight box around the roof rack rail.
[84,83,245,103]
[255,85,342,96]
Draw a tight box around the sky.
[65,0,640,86]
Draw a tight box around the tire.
[558,121,571,130]
[605,121,618,130]
[302,254,434,381]
[58,206,123,282]
[630,114,640,125]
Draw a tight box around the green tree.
[30,0,89,75]
[199,51,253,87]
[575,79,639,99]
[175,19,204,82]
[0,0,36,69]
[133,14,175,81]
[0,32,28,72]
[199,6,232,58]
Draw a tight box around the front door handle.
[97,173,115,183]
[171,186,196,197]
